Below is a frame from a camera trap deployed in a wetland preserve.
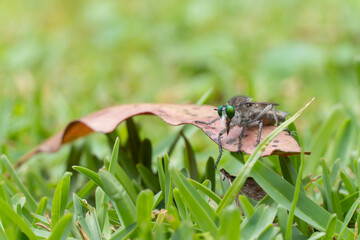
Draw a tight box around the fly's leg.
[237,123,248,154]
[214,128,227,169]
[255,104,273,121]
[271,105,279,126]
[256,120,263,145]
[195,117,220,125]
[269,107,295,136]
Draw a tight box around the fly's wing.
[227,95,252,108]
[250,101,279,106]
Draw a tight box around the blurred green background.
[1,0,360,169]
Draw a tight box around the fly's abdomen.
[261,110,288,125]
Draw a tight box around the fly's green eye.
[217,105,223,117]
[225,105,235,118]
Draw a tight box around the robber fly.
[196,96,289,169]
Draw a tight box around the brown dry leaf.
[18,103,304,167]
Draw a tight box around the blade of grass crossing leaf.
[110,222,137,240]
[338,197,360,239]
[171,168,218,237]
[99,170,136,226]
[187,178,221,204]
[0,198,37,240]
[285,150,304,240]
[0,155,37,211]
[51,172,72,229]
[218,205,241,240]
[217,98,314,215]
[48,214,73,240]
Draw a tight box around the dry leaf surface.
[19,103,303,166]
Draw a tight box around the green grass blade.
[114,163,138,203]
[277,205,288,237]
[95,187,109,234]
[217,98,314,214]
[240,204,277,239]
[340,170,356,195]
[305,106,343,175]
[85,205,102,240]
[323,214,336,240]
[0,154,37,211]
[187,178,221,204]
[137,163,160,192]
[136,190,154,239]
[218,205,241,240]
[0,198,37,240]
[48,213,73,240]
[157,154,172,209]
[181,132,198,181]
[73,166,103,188]
[0,180,11,205]
[173,188,189,223]
[73,193,92,239]
[171,168,218,237]
[51,172,72,229]
[250,160,354,238]
[33,197,47,225]
[67,180,98,209]
[139,138,152,169]
[355,56,360,86]
[99,170,136,226]
[338,197,360,239]
[111,222,137,240]
[285,150,304,240]
[238,195,254,218]
[109,137,120,175]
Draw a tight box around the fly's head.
[217,104,236,134]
